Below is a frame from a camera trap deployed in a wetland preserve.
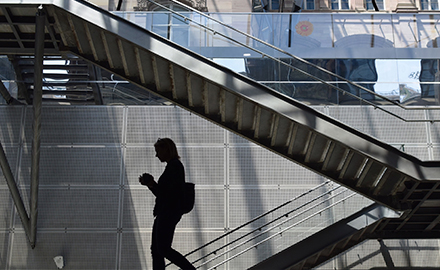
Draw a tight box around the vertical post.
[30,6,45,249]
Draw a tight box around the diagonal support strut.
[0,142,31,239]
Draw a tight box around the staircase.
[249,203,401,270]
[1,0,440,268]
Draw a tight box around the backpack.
[182,182,195,214]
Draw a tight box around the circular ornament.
[295,21,314,36]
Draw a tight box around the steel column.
[29,6,45,249]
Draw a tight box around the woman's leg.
[152,214,195,270]
[151,217,165,270]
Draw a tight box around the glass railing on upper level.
[114,8,440,113]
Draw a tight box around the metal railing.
[167,181,368,269]
[145,0,440,123]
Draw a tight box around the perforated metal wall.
[0,105,438,269]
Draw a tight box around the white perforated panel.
[0,105,438,270]
[229,146,324,186]
[10,232,118,270]
[126,106,224,145]
[328,106,428,144]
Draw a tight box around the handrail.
[146,0,440,123]
[203,191,358,269]
[165,180,359,269]
[196,187,349,268]
[190,182,339,266]
[164,181,332,268]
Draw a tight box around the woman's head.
[154,138,180,162]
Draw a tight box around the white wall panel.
[328,106,428,144]
[9,232,118,270]
[0,105,438,269]
[23,107,124,145]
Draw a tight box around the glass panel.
[113,12,440,106]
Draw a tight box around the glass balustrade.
[115,11,440,106]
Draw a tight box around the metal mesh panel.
[124,147,162,186]
[10,232,118,270]
[178,189,225,229]
[427,110,440,144]
[229,146,324,186]
[123,188,156,229]
[179,147,225,186]
[120,231,151,270]
[397,145,430,161]
[15,189,120,229]
[328,106,427,144]
[23,106,124,145]
[0,190,12,229]
[0,232,9,266]
[126,106,225,144]
[434,146,440,160]
[41,147,121,186]
[0,106,23,145]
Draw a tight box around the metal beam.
[0,79,23,105]
[29,6,45,249]
[0,142,31,239]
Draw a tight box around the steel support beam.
[0,142,31,238]
[0,79,23,105]
[29,6,45,249]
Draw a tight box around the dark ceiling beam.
[0,6,24,48]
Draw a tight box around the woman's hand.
[139,173,155,187]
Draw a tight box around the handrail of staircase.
[188,181,339,267]
[146,0,440,123]
[196,187,350,268]
[200,190,358,269]
[167,180,331,266]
